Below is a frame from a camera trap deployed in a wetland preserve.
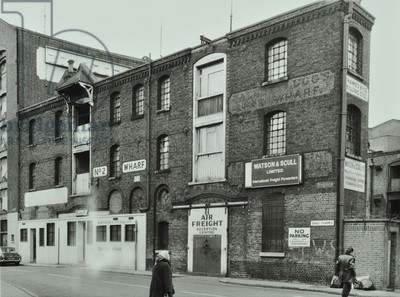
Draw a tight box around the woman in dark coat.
[149,250,175,297]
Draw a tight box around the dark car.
[0,246,21,265]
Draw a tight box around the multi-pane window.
[346,105,361,156]
[20,229,28,242]
[29,119,36,145]
[96,226,106,242]
[67,222,76,246]
[109,190,122,214]
[158,76,170,110]
[47,223,55,246]
[348,29,362,75]
[110,225,121,242]
[267,39,287,81]
[55,157,62,186]
[0,59,6,92]
[29,163,36,189]
[125,224,136,242]
[262,193,285,252]
[390,162,400,193]
[39,228,45,246]
[110,145,120,177]
[265,111,286,156]
[55,110,63,138]
[110,92,121,123]
[157,135,170,171]
[133,85,144,117]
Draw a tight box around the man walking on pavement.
[335,247,356,297]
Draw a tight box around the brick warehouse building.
[9,0,389,288]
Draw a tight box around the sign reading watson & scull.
[251,154,302,188]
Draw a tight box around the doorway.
[30,229,36,263]
[193,235,221,276]
[388,232,397,290]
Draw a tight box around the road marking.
[180,291,226,297]
[11,283,39,297]
[47,273,80,279]
[101,280,148,288]
[9,269,35,273]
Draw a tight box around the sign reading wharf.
[251,154,302,188]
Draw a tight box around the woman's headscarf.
[155,250,170,264]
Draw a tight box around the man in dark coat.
[335,247,356,297]
[149,250,174,297]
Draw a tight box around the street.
[0,265,333,297]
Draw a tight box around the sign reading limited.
[251,154,302,188]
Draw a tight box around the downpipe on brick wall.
[337,0,354,259]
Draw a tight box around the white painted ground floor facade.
[18,212,147,270]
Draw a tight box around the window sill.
[70,193,91,198]
[28,144,37,148]
[28,188,37,192]
[345,152,362,161]
[156,168,170,174]
[259,252,285,258]
[131,114,145,121]
[108,176,121,181]
[54,136,63,141]
[188,178,226,186]
[347,70,364,81]
[109,121,121,127]
[156,107,171,114]
[261,76,288,87]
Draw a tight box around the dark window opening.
[47,223,55,246]
[75,151,89,174]
[158,221,169,250]
[75,104,90,127]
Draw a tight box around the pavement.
[3,263,400,297]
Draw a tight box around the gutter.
[337,0,354,259]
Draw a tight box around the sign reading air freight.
[189,208,227,236]
[122,159,146,173]
[288,227,310,247]
[344,157,365,193]
[346,75,368,102]
[251,154,302,188]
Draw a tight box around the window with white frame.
[110,92,121,123]
[110,145,120,177]
[265,111,286,156]
[157,135,170,171]
[348,28,363,75]
[262,193,285,253]
[133,85,144,117]
[346,104,361,157]
[267,39,287,82]
[193,54,226,183]
[158,76,170,111]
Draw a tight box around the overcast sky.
[1,0,398,128]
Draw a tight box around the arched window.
[55,110,63,138]
[262,193,284,253]
[29,119,36,145]
[133,84,144,117]
[109,190,122,214]
[346,105,361,156]
[54,157,62,186]
[158,76,170,110]
[265,111,286,156]
[266,38,287,81]
[110,145,121,177]
[130,187,145,213]
[348,28,363,75]
[157,135,170,171]
[110,92,121,123]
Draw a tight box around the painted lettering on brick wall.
[230,70,334,113]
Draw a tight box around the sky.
[1,0,398,128]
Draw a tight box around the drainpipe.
[368,159,374,219]
[337,0,353,259]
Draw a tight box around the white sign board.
[93,166,107,177]
[310,220,334,226]
[288,227,310,247]
[122,159,146,173]
[346,75,368,102]
[344,158,365,193]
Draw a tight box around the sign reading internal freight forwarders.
[251,154,302,188]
